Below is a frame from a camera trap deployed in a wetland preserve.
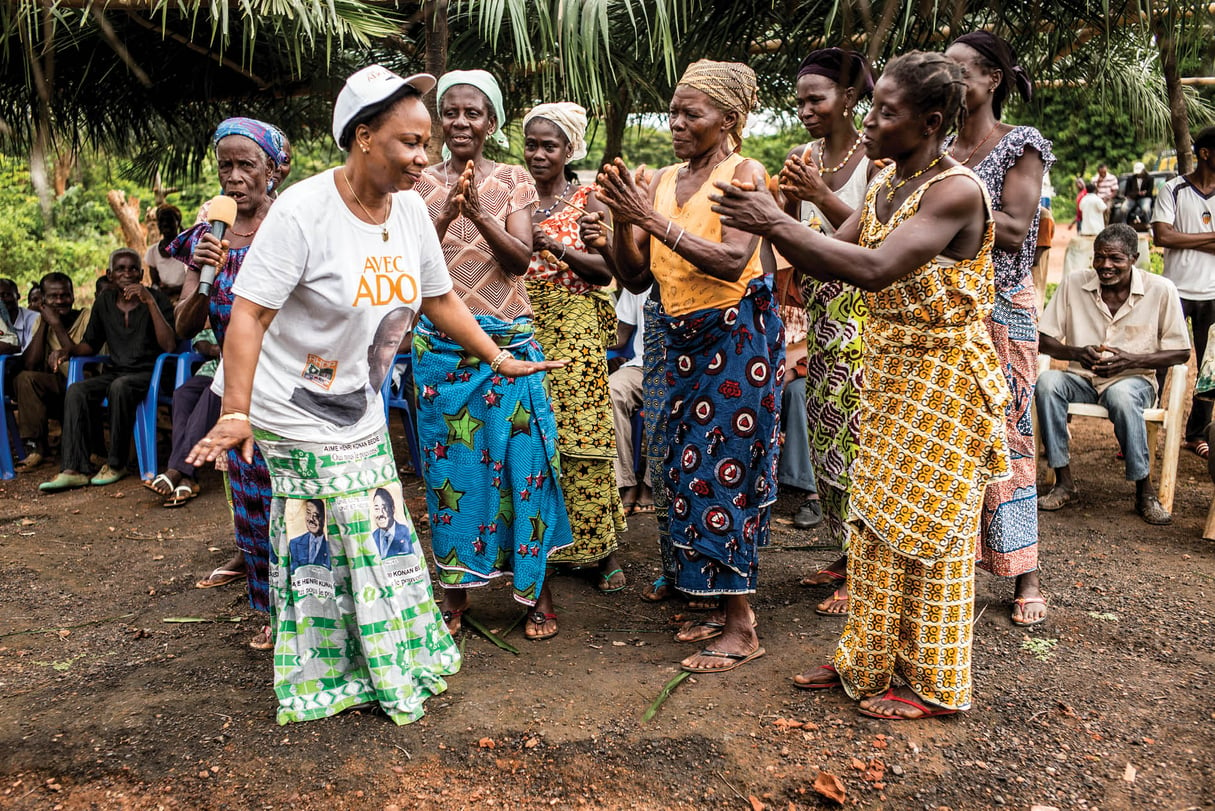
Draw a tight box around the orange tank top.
[650,152,764,316]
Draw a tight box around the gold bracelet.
[489,349,512,373]
[218,412,250,423]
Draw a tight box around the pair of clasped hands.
[578,152,837,246]
[1076,344,1141,378]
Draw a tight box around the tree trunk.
[107,190,148,280]
[601,82,631,167]
[53,149,75,196]
[1154,11,1191,175]
[30,123,53,228]
[424,0,449,163]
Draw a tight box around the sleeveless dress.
[833,165,1010,712]
[650,154,784,595]
[799,155,871,546]
[947,126,1055,578]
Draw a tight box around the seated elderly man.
[39,249,176,492]
[1036,224,1190,524]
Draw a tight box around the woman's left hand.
[710,180,787,235]
[596,158,652,225]
[532,224,562,256]
[496,356,568,377]
[185,420,255,467]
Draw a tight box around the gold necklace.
[884,153,946,202]
[949,122,1001,166]
[342,168,391,241]
[816,135,862,177]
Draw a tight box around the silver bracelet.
[671,227,686,252]
[663,220,673,242]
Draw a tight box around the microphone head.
[208,195,238,227]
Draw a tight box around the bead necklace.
[229,224,259,239]
[949,122,1002,166]
[884,152,945,202]
[536,180,572,219]
[815,135,862,177]
[342,168,391,241]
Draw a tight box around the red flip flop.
[858,689,958,720]
[791,663,842,690]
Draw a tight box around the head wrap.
[795,48,875,99]
[212,117,288,166]
[107,247,140,272]
[676,59,759,149]
[437,69,510,158]
[952,31,1032,113]
[523,102,589,163]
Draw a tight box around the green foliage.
[1018,93,1146,190]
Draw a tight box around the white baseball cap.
[332,65,437,149]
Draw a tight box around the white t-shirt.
[615,287,650,368]
[1078,193,1107,235]
[1153,175,1215,300]
[145,244,189,289]
[217,168,452,442]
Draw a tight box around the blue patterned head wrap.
[212,117,288,165]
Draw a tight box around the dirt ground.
[2,413,1215,811]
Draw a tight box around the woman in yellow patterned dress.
[521,102,627,593]
[712,52,1009,718]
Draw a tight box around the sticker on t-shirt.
[302,354,338,389]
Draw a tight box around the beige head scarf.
[522,102,589,163]
[676,59,759,150]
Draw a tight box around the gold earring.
[361,144,370,154]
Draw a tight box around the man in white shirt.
[608,286,651,513]
[1037,225,1190,524]
[1153,126,1215,457]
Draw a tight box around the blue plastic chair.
[0,355,29,480]
[382,352,423,475]
[67,348,200,481]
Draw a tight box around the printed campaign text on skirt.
[413,315,573,604]
[661,280,784,595]
[259,429,460,725]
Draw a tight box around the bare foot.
[858,686,957,719]
[815,583,850,616]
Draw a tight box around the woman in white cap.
[521,103,627,594]
[414,70,573,643]
[186,65,561,725]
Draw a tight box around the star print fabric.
[412,314,573,605]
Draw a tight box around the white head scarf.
[437,69,509,158]
[523,102,589,163]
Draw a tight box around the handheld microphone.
[197,195,239,297]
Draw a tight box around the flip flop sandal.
[143,473,175,496]
[248,625,274,651]
[681,646,766,674]
[640,575,674,603]
[623,501,640,516]
[525,611,559,640]
[632,502,656,514]
[814,590,850,617]
[675,619,725,643]
[799,568,846,587]
[791,663,842,690]
[163,482,199,508]
[195,568,244,589]
[1011,596,1049,627]
[857,688,957,720]
[441,607,465,634]
[598,568,627,593]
